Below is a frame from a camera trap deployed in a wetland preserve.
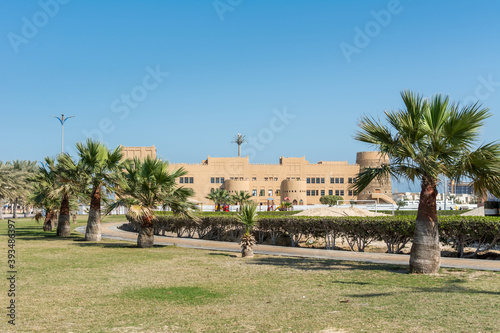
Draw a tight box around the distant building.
[120,145,157,160]
[448,180,475,195]
[120,147,394,206]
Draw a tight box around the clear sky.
[1,0,500,192]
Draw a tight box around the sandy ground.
[294,206,387,217]
[461,206,484,216]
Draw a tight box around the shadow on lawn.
[15,226,82,241]
[249,256,408,273]
[346,282,500,298]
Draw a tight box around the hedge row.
[125,215,500,257]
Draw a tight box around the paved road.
[75,222,500,272]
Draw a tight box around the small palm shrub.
[237,203,258,257]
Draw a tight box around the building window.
[189,177,194,183]
[330,177,334,184]
[348,177,353,184]
[276,189,280,195]
[180,178,184,184]
[216,178,220,183]
[221,177,224,183]
[329,190,333,196]
[311,190,315,196]
[335,190,340,196]
[348,190,353,196]
[260,189,265,196]
[252,177,257,181]
[340,178,344,184]
[321,178,325,184]
[252,189,257,196]
[274,177,278,181]
[321,190,325,196]
[307,190,310,196]
[335,178,339,184]
[306,177,311,183]
[211,177,215,183]
[316,177,320,184]
[311,178,315,184]
[340,190,344,196]
[264,177,268,181]
[268,189,273,196]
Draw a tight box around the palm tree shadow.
[72,241,138,248]
[249,256,409,273]
[345,278,500,298]
[15,227,82,241]
[208,252,238,258]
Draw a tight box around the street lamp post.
[51,114,75,154]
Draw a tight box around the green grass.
[1,217,499,332]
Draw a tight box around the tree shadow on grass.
[208,252,238,258]
[71,241,166,249]
[345,277,500,298]
[15,227,82,241]
[248,256,409,273]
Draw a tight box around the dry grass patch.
[1,217,499,332]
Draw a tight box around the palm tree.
[231,190,252,211]
[0,161,16,220]
[76,139,123,241]
[53,154,85,237]
[237,203,258,257]
[106,156,197,248]
[28,158,60,231]
[205,188,230,211]
[232,133,246,157]
[2,160,37,219]
[353,90,500,273]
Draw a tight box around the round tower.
[223,180,250,195]
[280,180,307,205]
[355,152,393,203]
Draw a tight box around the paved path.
[76,222,500,272]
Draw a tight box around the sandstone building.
[121,146,393,206]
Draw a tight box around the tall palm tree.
[231,190,252,211]
[53,154,85,237]
[106,156,196,248]
[0,161,15,220]
[28,158,60,231]
[76,139,123,241]
[237,203,258,257]
[353,90,500,273]
[232,133,246,157]
[5,160,37,219]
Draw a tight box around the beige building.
[121,147,393,206]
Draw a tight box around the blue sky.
[1,0,500,192]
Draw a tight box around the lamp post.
[51,114,75,154]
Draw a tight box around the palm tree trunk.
[137,215,154,248]
[57,194,71,237]
[43,210,54,231]
[0,199,4,220]
[410,176,440,274]
[85,186,102,241]
[238,144,241,157]
[13,199,18,219]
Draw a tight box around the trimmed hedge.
[125,215,500,258]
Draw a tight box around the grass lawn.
[1,216,499,332]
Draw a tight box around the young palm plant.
[76,139,123,241]
[353,91,500,273]
[237,203,258,257]
[107,156,197,248]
